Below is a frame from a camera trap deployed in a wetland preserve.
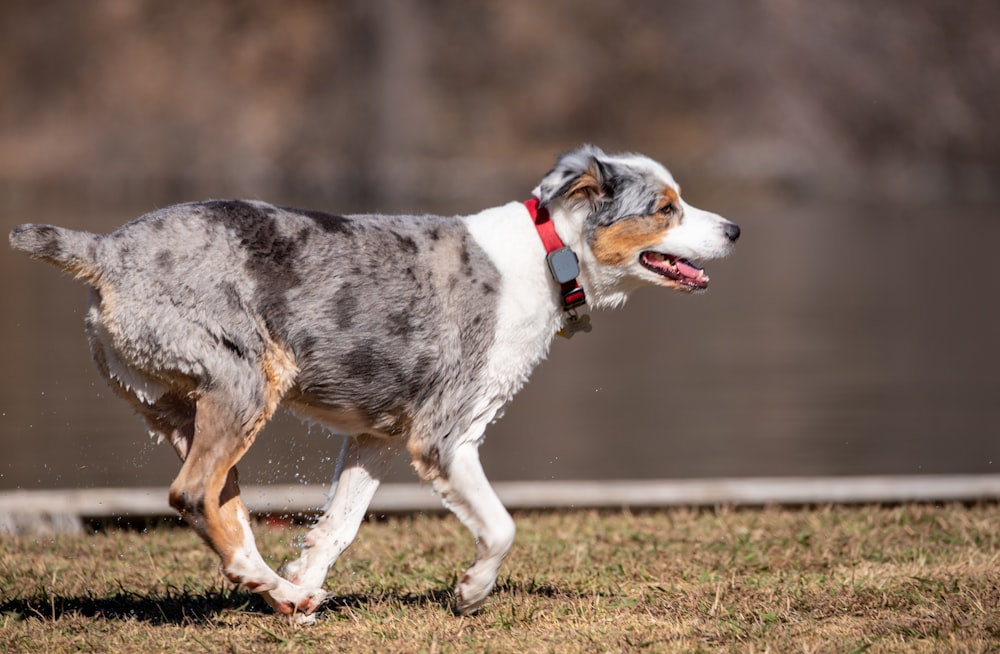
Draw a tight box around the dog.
[9,145,739,622]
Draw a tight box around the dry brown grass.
[2,503,999,653]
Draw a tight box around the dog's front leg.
[432,439,516,615]
[282,434,394,590]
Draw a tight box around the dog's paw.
[261,581,327,623]
[454,572,495,616]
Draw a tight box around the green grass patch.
[2,503,999,652]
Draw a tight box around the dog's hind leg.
[430,439,516,615]
[168,390,326,620]
[282,433,395,590]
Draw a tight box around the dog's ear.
[533,145,611,209]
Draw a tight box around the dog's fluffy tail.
[9,223,103,283]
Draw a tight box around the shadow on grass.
[0,580,576,625]
[0,586,268,624]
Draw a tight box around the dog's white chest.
[463,203,563,402]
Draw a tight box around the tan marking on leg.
[244,339,299,438]
[216,466,262,584]
[262,340,299,403]
[408,438,442,482]
[168,393,264,569]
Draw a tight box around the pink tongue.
[675,258,702,279]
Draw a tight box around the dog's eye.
[658,203,677,217]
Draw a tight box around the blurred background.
[1,0,997,491]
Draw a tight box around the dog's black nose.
[724,222,741,242]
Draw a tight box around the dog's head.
[533,145,739,306]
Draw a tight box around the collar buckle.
[560,282,587,311]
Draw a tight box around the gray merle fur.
[10,199,500,443]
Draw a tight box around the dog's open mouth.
[639,251,709,290]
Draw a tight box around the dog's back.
[10,200,509,441]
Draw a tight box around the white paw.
[454,572,495,616]
[261,581,327,621]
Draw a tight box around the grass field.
[1,503,999,653]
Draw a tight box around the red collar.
[524,198,586,311]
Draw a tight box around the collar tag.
[557,309,592,339]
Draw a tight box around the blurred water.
[1,200,997,489]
